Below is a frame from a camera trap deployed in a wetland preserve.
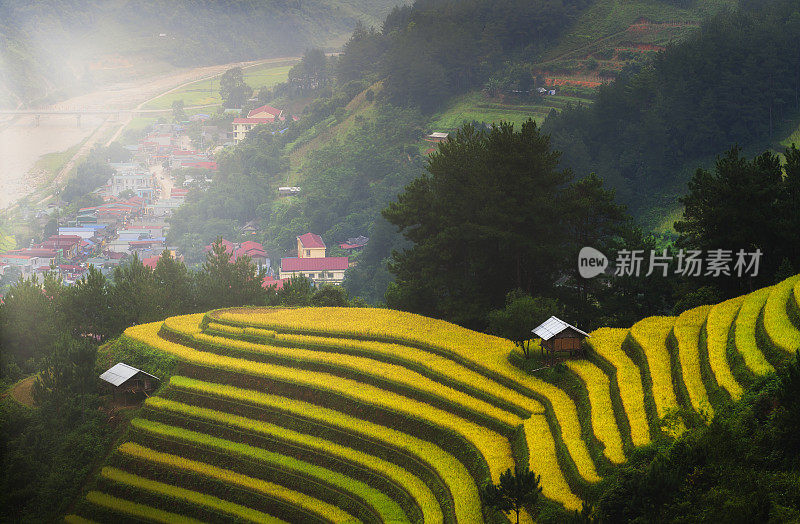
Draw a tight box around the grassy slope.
[427,92,593,133]
[285,82,383,183]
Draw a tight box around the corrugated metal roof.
[99,363,159,387]
[532,316,590,340]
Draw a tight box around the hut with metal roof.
[532,316,590,358]
[99,363,160,401]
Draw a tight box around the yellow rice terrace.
[68,275,800,523]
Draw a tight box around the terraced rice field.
[68,275,800,522]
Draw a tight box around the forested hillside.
[0,0,405,107]
[543,0,800,220]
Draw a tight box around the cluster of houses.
[0,195,177,284]
[201,232,365,291]
[133,125,217,170]
[1,109,380,294]
[0,123,214,285]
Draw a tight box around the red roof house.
[280,257,349,272]
[296,233,326,258]
[279,256,349,284]
[142,256,160,270]
[247,105,284,121]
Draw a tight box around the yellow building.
[297,233,327,258]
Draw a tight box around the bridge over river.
[0,105,215,127]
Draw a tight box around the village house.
[532,316,590,358]
[280,233,349,284]
[0,254,42,277]
[110,171,155,201]
[231,104,295,143]
[279,256,349,284]
[39,235,82,258]
[339,235,369,253]
[297,233,327,258]
[424,132,449,142]
[99,362,160,402]
[203,239,270,272]
[278,186,302,197]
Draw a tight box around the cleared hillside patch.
[142,61,296,110]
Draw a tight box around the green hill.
[69,274,800,522]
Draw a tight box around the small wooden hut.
[99,363,160,402]
[532,316,590,358]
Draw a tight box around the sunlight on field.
[143,63,293,110]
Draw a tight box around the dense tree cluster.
[543,0,800,216]
[673,145,800,299]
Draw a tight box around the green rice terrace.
[67,274,800,523]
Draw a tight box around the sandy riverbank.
[0,114,104,209]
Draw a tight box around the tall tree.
[110,254,160,331]
[63,265,112,341]
[383,121,572,328]
[153,250,195,317]
[197,238,267,308]
[674,146,786,295]
[171,99,186,122]
[289,48,331,94]
[487,291,564,358]
[0,274,64,369]
[482,466,543,524]
[219,67,252,108]
[561,173,628,325]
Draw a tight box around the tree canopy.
[383,120,629,328]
